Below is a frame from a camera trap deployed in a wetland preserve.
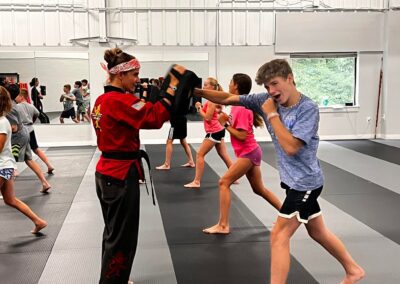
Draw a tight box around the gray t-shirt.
[17,102,40,133]
[62,93,75,111]
[6,102,30,158]
[240,92,324,191]
[72,88,84,105]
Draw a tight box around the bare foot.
[341,266,365,284]
[184,181,200,188]
[40,185,51,193]
[156,164,170,170]
[203,224,230,234]
[181,162,195,168]
[31,220,48,234]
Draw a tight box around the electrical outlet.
[366,116,371,123]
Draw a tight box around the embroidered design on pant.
[105,251,128,279]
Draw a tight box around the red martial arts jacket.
[92,86,170,180]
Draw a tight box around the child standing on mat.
[155,113,195,170]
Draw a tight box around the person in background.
[0,77,7,87]
[184,77,234,188]
[82,79,91,117]
[16,89,54,174]
[155,113,195,170]
[5,83,51,193]
[73,81,90,123]
[59,84,79,124]
[0,86,47,234]
[29,77,43,112]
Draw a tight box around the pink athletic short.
[239,146,262,166]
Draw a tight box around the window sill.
[319,105,360,113]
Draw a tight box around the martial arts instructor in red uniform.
[92,47,190,284]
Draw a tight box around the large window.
[291,54,357,107]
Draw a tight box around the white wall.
[381,10,400,139]
[275,12,384,52]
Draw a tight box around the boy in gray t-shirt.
[60,84,78,124]
[195,59,364,284]
[16,89,54,174]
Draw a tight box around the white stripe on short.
[278,211,322,224]
[302,190,312,202]
[168,127,175,140]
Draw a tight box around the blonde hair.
[0,86,12,116]
[206,77,223,91]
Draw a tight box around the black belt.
[102,150,156,206]
[102,151,140,160]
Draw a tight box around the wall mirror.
[0,51,89,124]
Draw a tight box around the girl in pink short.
[203,73,281,234]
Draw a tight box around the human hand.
[262,98,277,115]
[218,112,230,126]
[195,102,202,110]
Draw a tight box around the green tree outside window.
[291,55,356,107]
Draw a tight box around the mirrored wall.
[0,51,89,124]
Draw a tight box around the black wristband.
[224,122,230,128]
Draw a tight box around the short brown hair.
[64,84,71,91]
[255,59,293,85]
[0,86,12,116]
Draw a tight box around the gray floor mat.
[0,146,96,284]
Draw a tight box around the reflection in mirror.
[0,51,89,124]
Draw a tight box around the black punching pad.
[160,65,200,116]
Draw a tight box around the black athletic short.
[29,130,39,151]
[205,129,225,143]
[168,118,187,140]
[278,182,323,223]
[61,108,76,119]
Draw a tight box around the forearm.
[226,126,247,141]
[269,116,303,155]
[196,89,240,106]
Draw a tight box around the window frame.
[290,52,358,111]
